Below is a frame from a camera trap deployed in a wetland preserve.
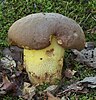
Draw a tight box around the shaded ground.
[0,0,96,100]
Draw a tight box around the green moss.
[0,0,96,99]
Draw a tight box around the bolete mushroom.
[8,13,85,84]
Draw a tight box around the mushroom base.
[24,37,65,84]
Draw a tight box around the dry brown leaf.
[64,69,76,78]
[0,73,17,94]
[22,82,36,100]
[57,76,96,97]
[46,92,60,100]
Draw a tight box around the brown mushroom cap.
[8,13,85,50]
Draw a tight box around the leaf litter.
[72,42,96,68]
[0,44,96,99]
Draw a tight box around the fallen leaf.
[79,76,96,88]
[0,90,6,95]
[64,69,76,78]
[57,76,96,96]
[72,42,96,68]
[22,82,36,100]
[1,55,16,68]
[0,72,17,95]
[44,85,57,92]
[46,92,60,100]
[80,76,96,84]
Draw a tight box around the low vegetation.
[0,0,96,99]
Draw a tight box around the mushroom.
[8,13,85,84]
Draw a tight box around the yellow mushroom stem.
[24,37,65,84]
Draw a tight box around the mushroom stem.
[24,37,65,84]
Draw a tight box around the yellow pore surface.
[24,37,64,84]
